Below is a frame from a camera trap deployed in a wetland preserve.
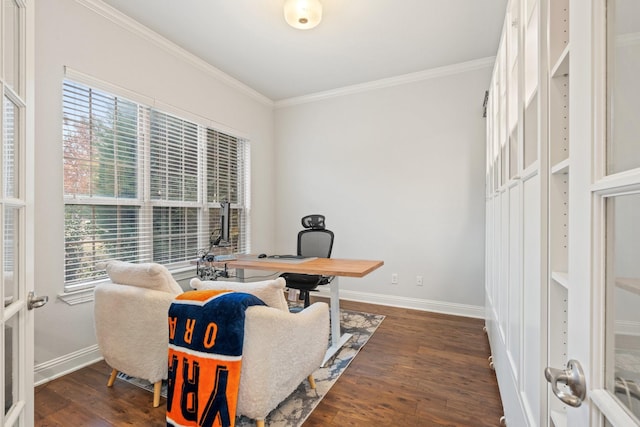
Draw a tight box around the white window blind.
[63,79,250,289]
[206,129,250,251]
[149,110,199,202]
[149,110,200,265]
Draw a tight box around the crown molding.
[75,0,274,107]
[275,56,496,108]
[75,0,496,110]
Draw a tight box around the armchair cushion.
[238,302,330,419]
[100,260,183,294]
[189,277,289,312]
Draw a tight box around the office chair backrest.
[301,214,325,230]
[298,229,334,258]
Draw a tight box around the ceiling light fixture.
[283,0,323,30]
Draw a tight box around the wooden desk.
[228,256,384,365]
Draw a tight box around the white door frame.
[562,0,640,425]
[0,0,36,425]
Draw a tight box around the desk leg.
[322,277,352,366]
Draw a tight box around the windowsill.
[58,264,197,305]
[58,287,96,305]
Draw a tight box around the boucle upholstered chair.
[190,277,330,427]
[94,261,183,407]
[94,261,329,425]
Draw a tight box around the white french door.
[546,0,640,425]
[0,1,38,426]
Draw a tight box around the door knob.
[27,291,48,310]
[544,359,586,407]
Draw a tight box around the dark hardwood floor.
[35,298,503,426]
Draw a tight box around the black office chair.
[281,214,334,308]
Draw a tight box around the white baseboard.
[315,288,485,319]
[34,344,103,386]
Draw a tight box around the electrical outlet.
[416,275,423,286]
[391,273,398,285]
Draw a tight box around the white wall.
[273,64,490,314]
[33,0,275,382]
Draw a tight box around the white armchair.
[94,263,329,425]
[190,277,330,427]
[94,261,183,407]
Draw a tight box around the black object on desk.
[256,254,308,260]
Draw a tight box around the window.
[63,80,250,289]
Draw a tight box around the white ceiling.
[100,0,507,101]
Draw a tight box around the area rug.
[117,307,384,426]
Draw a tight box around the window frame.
[62,72,250,292]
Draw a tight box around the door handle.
[544,359,586,407]
[27,291,48,310]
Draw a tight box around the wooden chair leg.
[255,419,265,427]
[153,381,162,407]
[107,369,118,387]
[307,374,316,389]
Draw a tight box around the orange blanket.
[166,290,265,427]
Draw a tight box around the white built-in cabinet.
[485,0,570,425]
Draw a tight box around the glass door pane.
[606,0,640,175]
[605,193,640,422]
[3,0,21,92]
[3,315,18,415]
[3,206,18,309]
[3,96,19,198]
